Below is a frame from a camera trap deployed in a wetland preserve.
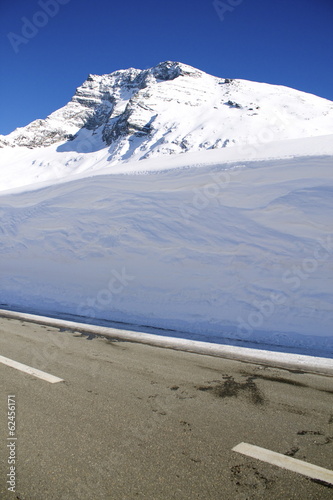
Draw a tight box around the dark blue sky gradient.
[0,0,332,134]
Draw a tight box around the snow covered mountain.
[1,61,332,163]
[1,62,333,355]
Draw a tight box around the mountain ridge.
[1,61,333,165]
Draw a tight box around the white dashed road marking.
[233,442,333,485]
[0,355,64,384]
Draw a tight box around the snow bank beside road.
[0,144,332,356]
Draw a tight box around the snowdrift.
[0,138,332,356]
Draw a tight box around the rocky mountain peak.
[151,61,202,80]
[0,62,332,162]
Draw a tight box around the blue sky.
[0,0,332,135]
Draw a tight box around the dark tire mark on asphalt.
[251,374,308,388]
[309,478,333,489]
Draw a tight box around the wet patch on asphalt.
[197,375,265,405]
[297,430,333,446]
[230,463,274,492]
[284,446,300,457]
[72,331,97,340]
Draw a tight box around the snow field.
[1,138,332,355]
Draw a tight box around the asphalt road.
[0,316,332,500]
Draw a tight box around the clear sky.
[0,0,332,135]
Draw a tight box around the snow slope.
[1,136,332,356]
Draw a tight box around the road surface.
[0,316,332,499]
